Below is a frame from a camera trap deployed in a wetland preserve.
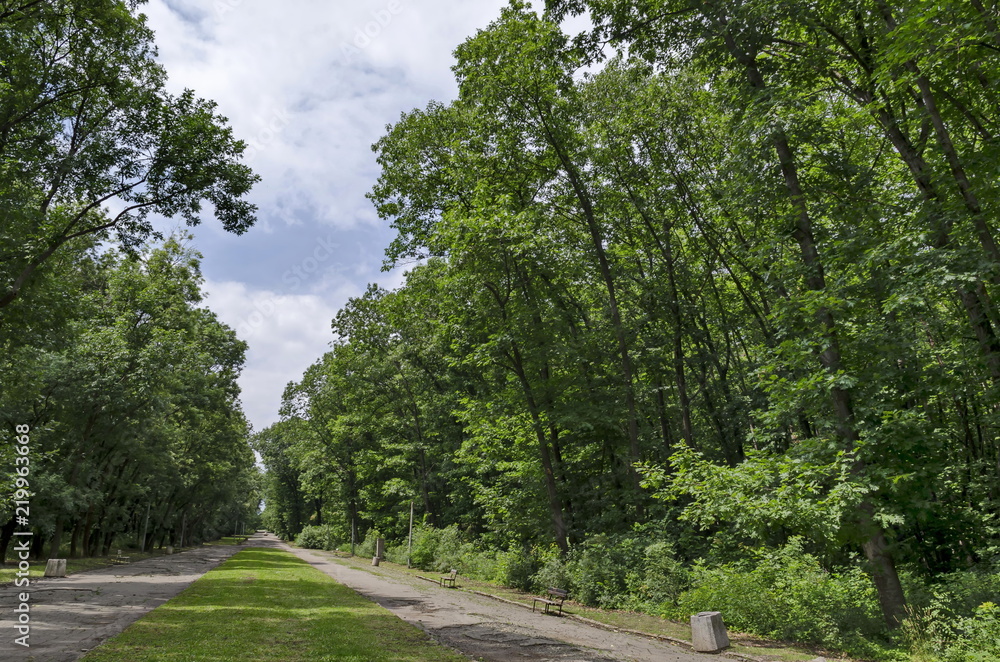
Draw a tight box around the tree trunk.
[48,518,64,560]
[0,517,15,564]
[509,343,569,553]
[711,12,908,626]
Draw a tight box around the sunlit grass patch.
[82,547,466,662]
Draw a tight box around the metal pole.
[141,503,150,552]
[407,500,414,568]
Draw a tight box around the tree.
[0,0,258,311]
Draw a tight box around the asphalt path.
[0,541,241,662]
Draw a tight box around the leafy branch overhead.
[0,0,258,310]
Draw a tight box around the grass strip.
[81,547,467,662]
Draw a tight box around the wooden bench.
[111,550,131,565]
[532,587,568,615]
[440,569,457,588]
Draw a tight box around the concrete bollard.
[375,537,385,560]
[166,546,173,555]
[691,611,729,652]
[44,559,67,577]
[371,555,380,566]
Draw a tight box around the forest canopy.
[0,0,261,560]
[259,2,1000,659]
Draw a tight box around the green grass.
[205,536,250,546]
[81,547,468,662]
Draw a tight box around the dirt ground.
[0,542,241,662]
[0,533,730,662]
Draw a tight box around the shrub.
[900,564,1000,661]
[295,524,339,550]
[405,524,465,572]
[532,545,571,592]
[669,538,887,656]
[494,547,539,591]
[627,541,690,609]
[561,534,649,609]
[942,601,1000,662]
[355,529,380,557]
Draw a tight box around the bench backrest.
[448,569,457,578]
[547,587,569,600]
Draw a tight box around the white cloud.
[202,279,350,432]
[145,0,509,235]
[143,0,512,430]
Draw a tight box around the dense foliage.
[258,2,1000,659]
[0,0,261,558]
[0,238,261,559]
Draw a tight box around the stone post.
[691,611,729,652]
[44,559,67,577]
[375,537,385,560]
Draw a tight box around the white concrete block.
[44,558,67,577]
[690,611,729,652]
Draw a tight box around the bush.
[563,534,635,608]
[942,602,1000,662]
[295,524,340,550]
[532,545,571,592]
[627,541,690,609]
[901,564,1000,662]
[405,524,461,572]
[669,538,888,657]
[530,534,690,610]
[493,547,539,591]
[355,529,381,557]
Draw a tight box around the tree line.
[258,0,1000,644]
[1,0,261,560]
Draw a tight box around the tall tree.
[0,0,258,311]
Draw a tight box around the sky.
[141,0,516,433]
